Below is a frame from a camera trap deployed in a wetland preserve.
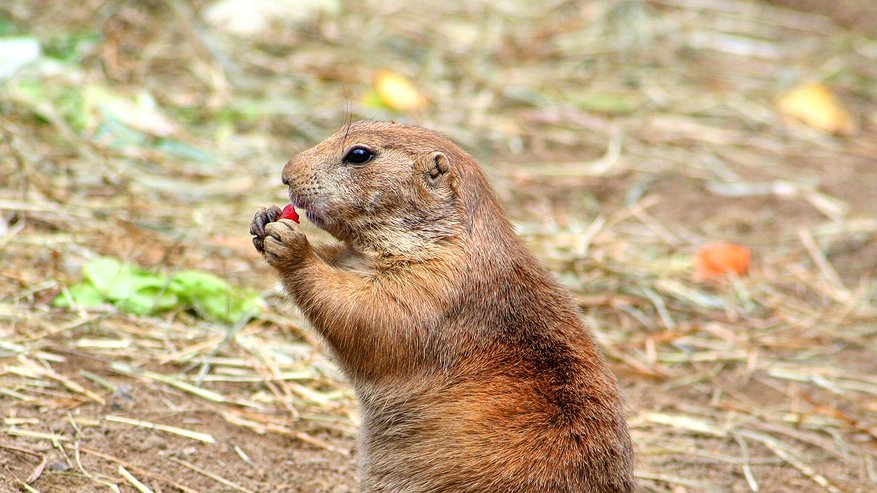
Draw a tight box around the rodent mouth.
[288,192,327,229]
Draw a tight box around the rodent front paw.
[263,219,310,267]
[250,206,282,254]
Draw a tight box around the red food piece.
[695,242,750,280]
[280,204,300,223]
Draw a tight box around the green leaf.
[11,79,89,131]
[170,270,261,324]
[79,257,177,314]
[116,285,179,315]
[54,257,262,324]
[52,283,105,308]
[11,79,45,102]
[83,257,147,299]
[43,31,101,63]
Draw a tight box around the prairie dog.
[250,121,635,492]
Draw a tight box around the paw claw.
[252,236,265,253]
[250,206,283,252]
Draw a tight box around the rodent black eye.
[343,147,374,166]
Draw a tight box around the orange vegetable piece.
[695,243,751,280]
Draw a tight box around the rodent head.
[281,121,467,258]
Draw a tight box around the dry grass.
[1,0,876,491]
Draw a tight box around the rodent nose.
[281,160,293,186]
[280,159,292,186]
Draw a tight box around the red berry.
[280,204,300,223]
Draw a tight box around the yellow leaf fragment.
[374,70,427,112]
[777,83,855,135]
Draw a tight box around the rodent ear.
[423,151,451,188]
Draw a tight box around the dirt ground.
[2,355,358,493]
[2,0,876,492]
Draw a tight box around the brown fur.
[250,121,635,492]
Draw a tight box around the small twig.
[220,410,349,455]
[233,444,257,468]
[118,466,155,493]
[5,428,69,442]
[798,228,850,303]
[14,479,42,493]
[169,457,257,493]
[79,446,203,493]
[738,430,843,493]
[24,452,47,484]
[635,470,716,489]
[0,443,47,484]
[110,362,228,403]
[732,433,759,492]
[105,415,215,444]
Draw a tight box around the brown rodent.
[250,121,635,492]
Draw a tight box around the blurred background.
[1,0,876,491]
